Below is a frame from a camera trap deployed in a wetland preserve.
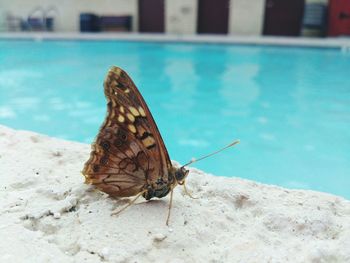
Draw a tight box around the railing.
[27,6,45,31]
[44,6,59,31]
[17,6,59,31]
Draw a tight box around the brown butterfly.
[82,66,239,225]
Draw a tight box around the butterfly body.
[143,180,172,200]
[82,66,189,202]
[144,166,189,200]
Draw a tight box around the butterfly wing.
[82,66,173,197]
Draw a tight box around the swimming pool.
[1,39,349,199]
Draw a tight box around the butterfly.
[82,66,239,225]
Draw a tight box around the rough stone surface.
[1,125,349,262]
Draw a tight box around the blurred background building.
[0,0,349,37]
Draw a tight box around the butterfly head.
[174,166,189,185]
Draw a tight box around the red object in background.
[328,0,350,36]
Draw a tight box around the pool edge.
[1,32,350,49]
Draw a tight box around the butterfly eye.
[181,167,189,175]
[175,168,188,182]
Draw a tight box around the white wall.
[165,0,197,35]
[2,0,266,35]
[229,0,265,35]
[1,0,138,32]
[2,0,327,35]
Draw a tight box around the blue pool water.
[1,40,349,199]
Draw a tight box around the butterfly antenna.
[182,140,240,167]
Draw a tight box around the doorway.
[138,0,165,33]
[197,0,230,34]
[263,0,305,36]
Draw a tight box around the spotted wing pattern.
[82,66,172,197]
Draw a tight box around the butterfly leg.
[166,187,174,226]
[111,190,147,216]
[183,181,198,199]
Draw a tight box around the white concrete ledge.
[1,32,350,49]
[1,125,350,262]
